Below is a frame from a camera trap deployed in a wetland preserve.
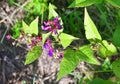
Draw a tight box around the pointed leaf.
[78,45,100,65]
[57,49,79,81]
[42,32,51,46]
[59,33,79,48]
[69,0,103,8]
[84,8,102,42]
[112,59,120,79]
[22,17,38,35]
[25,46,42,65]
[99,40,117,57]
[22,20,29,34]
[49,3,58,19]
[29,17,39,35]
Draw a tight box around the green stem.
[41,1,44,24]
[89,70,113,73]
[0,27,8,44]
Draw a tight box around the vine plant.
[6,0,120,83]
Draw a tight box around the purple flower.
[27,44,33,49]
[111,56,117,61]
[41,16,62,35]
[43,39,54,57]
[48,48,54,57]
[31,39,35,44]
[6,34,11,40]
[44,43,49,49]
[58,52,64,60]
[35,36,42,42]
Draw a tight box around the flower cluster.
[43,38,64,59]
[6,16,64,60]
[28,36,42,49]
[42,16,62,35]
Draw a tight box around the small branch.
[0,26,8,44]
[0,0,32,25]
[10,0,32,21]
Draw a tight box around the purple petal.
[53,29,58,35]
[42,26,51,30]
[48,49,54,57]
[44,21,50,26]
[31,39,35,44]
[44,43,49,49]
[54,16,58,21]
[6,35,11,40]
[58,25,62,29]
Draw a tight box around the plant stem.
[0,27,8,44]
[89,70,113,73]
[41,1,44,24]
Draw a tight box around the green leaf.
[22,20,29,34]
[49,3,58,19]
[102,57,111,70]
[88,78,115,84]
[22,17,38,35]
[99,40,117,57]
[59,33,79,48]
[57,49,79,81]
[29,17,39,35]
[42,32,51,46]
[69,0,103,8]
[84,8,102,42]
[25,46,42,65]
[12,20,21,38]
[57,45,99,80]
[112,59,120,79]
[106,0,120,8]
[78,45,100,65]
[113,26,120,47]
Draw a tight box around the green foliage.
[22,17,38,35]
[12,20,21,38]
[106,0,120,8]
[49,3,58,20]
[57,45,99,80]
[102,57,111,70]
[113,26,120,47]
[8,0,15,5]
[60,10,83,38]
[69,0,103,8]
[99,40,117,57]
[42,32,51,46]
[7,0,120,83]
[84,8,102,42]
[59,33,79,48]
[57,49,79,81]
[78,45,100,65]
[112,59,120,79]
[25,0,48,16]
[88,78,115,84]
[25,46,42,65]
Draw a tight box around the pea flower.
[43,39,54,57]
[58,51,64,60]
[27,36,42,49]
[6,34,11,40]
[42,16,62,35]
